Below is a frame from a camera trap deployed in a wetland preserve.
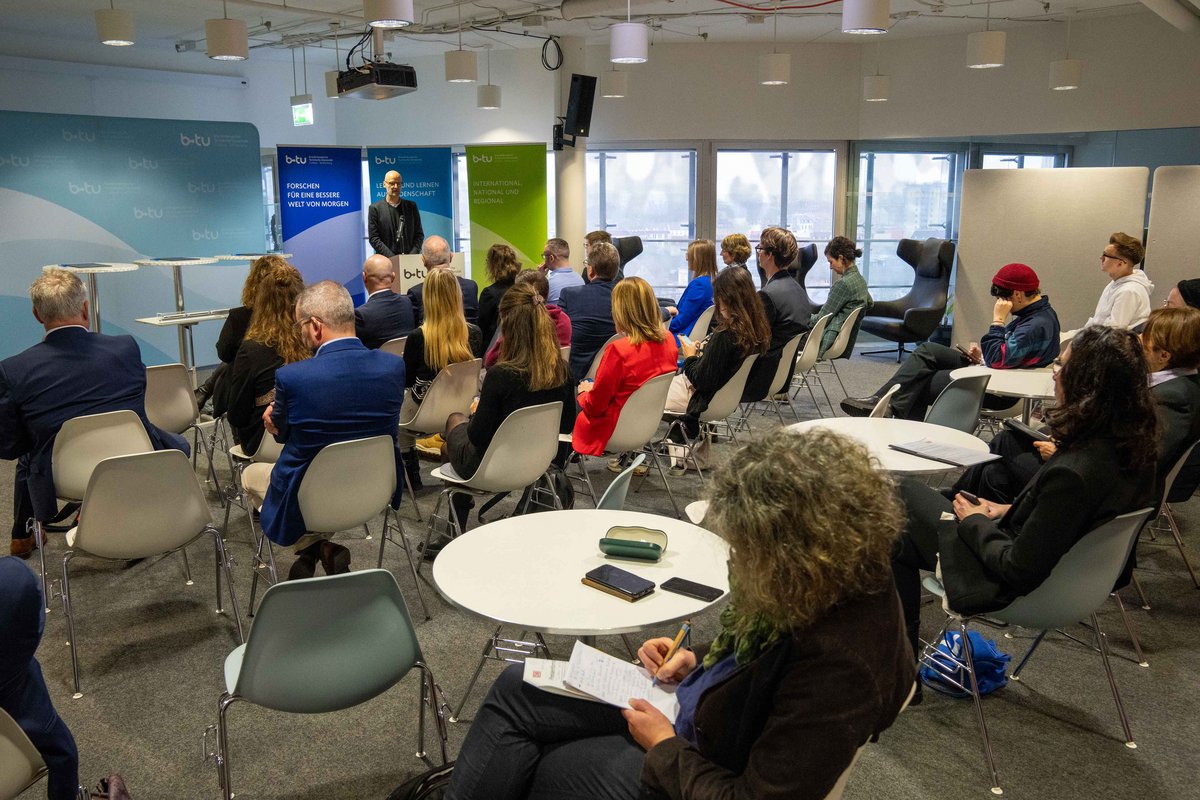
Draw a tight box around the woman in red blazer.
[573,277,677,456]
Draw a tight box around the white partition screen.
[954,167,1149,342]
[1146,166,1200,301]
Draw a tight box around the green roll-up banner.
[465,144,547,288]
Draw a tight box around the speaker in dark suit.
[355,254,417,348]
[367,171,425,256]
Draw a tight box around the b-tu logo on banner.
[285,155,307,165]
[193,227,220,241]
[179,133,212,147]
[68,181,101,194]
[128,157,159,170]
[61,130,96,142]
[0,154,30,168]
[133,207,163,219]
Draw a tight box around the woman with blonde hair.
[225,261,309,453]
[666,239,717,337]
[440,430,915,799]
[478,244,522,349]
[574,277,678,460]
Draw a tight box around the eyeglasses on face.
[1100,252,1128,264]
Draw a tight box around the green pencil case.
[599,526,668,562]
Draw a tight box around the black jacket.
[367,198,424,257]
[1155,373,1200,501]
[225,339,284,455]
[744,272,812,401]
[477,278,515,351]
[354,290,416,350]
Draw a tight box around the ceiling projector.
[334,62,417,100]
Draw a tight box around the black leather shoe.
[840,396,878,417]
[319,541,352,575]
[288,554,317,580]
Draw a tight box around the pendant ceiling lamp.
[610,0,648,64]
[601,69,628,98]
[445,3,477,82]
[758,6,790,85]
[477,49,501,109]
[1049,21,1083,90]
[966,2,1005,68]
[96,1,134,46]
[863,74,890,101]
[206,2,248,61]
[842,0,889,34]
[364,0,414,28]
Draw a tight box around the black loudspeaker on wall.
[564,74,597,137]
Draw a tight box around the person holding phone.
[441,429,914,800]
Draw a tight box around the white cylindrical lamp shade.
[205,18,248,61]
[1049,58,1083,90]
[842,0,889,34]
[966,30,1006,68]
[863,74,890,101]
[758,53,791,85]
[610,22,649,64]
[445,49,478,82]
[364,0,414,28]
[600,71,629,98]
[477,83,502,109]
[96,8,135,46]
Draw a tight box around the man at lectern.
[368,170,425,257]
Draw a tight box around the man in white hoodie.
[1064,232,1153,339]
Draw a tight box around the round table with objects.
[787,417,989,475]
[949,364,1055,424]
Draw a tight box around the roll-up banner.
[366,146,454,249]
[277,145,363,298]
[465,144,547,288]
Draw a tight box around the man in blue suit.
[0,268,187,559]
[559,241,620,384]
[354,254,416,349]
[243,281,405,579]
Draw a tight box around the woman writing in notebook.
[442,430,915,800]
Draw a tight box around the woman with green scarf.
[442,429,915,800]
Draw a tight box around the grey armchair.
[860,237,955,362]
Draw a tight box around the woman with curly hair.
[478,243,522,349]
[225,261,309,454]
[442,430,915,800]
[893,325,1158,675]
[720,232,751,272]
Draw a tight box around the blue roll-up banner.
[366,146,454,249]
[0,111,263,364]
[277,145,363,297]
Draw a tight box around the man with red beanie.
[842,263,1059,419]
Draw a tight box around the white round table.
[44,262,139,333]
[214,253,293,261]
[786,417,989,474]
[950,365,1055,424]
[432,509,730,637]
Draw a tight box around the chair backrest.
[559,345,571,363]
[297,435,396,534]
[991,508,1154,630]
[585,333,624,381]
[1162,439,1200,507]
[606,372,676,454]
[924,374,990,433]
[821,305,866,362]
[896,237,954,312]
[0,707,46,800]
[380,336,407,357]
[250,430,283,463]
[399,358,482,434]
[51,409,154,502]
[613,235,643,266]
[870,384,901,418]
[464,402,563,493]
[699,353,759,423]
[791,314,833,378]
[144,363,199,435]
[689,304,716,340]
[231,569,422,713]
[763,332,806,399]
[72,450,212,559]
[597,454,646,511]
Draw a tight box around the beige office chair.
[380,336,408,357]
[740,331,805,427]
[660,353,759,483]
[145,363,222,500]
[870,384,902,418]
[787,313,833,416]
[584,333,624,381]
[688,304,716,340]
[221,432,283,540]
[0,707,49,800]
[809,305,866,400]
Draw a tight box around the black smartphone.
[1003,418,1051,442]
[582,565,655,602]
[660,577,724,603]
[956,490,980,504]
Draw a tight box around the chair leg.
[209,527,244,642]
[417,490,454,576]
[33,520,51,613]
[61,551,83,699]
[1164,504,1200,588]
[182,546,194,586]
[644,447,682,518]
[382,506,430,621]
[830,360,849,399]
[216,693,240,800]
[958,619,1003,795]
[401,466,423,523]
[1009,629,1047,681]
[452,625,503,722]
[1131,572,1151,610]
[1092,612,1136,748]
[1110,592,1148,667]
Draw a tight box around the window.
[981,153,1064,169]
[587,149,697,296]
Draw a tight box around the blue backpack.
[919,630,1011,698]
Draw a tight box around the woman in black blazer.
[477,244,521,350]
[892,326,1158,663]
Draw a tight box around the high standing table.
[43,262,139,333]
[133,257,220,373]
[787,417,989,475]
[949,365,1055,424]
[134,310,231,382]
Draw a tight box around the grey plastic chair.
[810,304,866,400]
[788,314,833,416]
[869,384,901,418]
[585,333,625,381]
[596,454,646,511]
[61,449,243,697]
[744,331,805,425]
[924,373,991,434]
[381,336,408,357]
[688,304,716,340]
[1145,440,1200,588]
[661,353,759,483]
[684,500,708,524]
[221,431,283,537]
[146,363,222,501]
[209,569,448,800]
[919,508,1154,795]
[0,707,48,800]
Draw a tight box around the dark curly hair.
[1046,326,1158,471]
[711,266,770,355]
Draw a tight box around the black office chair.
[860,237,955,362]
[757,242,818,318]
[612,236,643,267]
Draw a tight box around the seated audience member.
[225,262,309,455]
[198,253,280,411]
[582,230,625,283]
[441,283,576,532]
[540,237,584,304]
[843,263,1060,420]
[892,326,1157,684]
[1166,278,1200,309]
[354,254,416,349]
[810,236,871,358]
[665,267,770,472]
[243,281,405,579]
[408,236,480,324]
[1,269,187,558]
[559,242,621,383]
[720,232,751,273]
[477,244,521,350]
[1063,232,1152,338]
[400,269,483,486]
[665,240,716,337]
[574,277,679,459]
[744,226,812,403]
[485,270,572,368]
[443,430,915,800]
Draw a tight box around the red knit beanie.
[992,263,1039,293]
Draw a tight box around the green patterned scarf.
[702,591,785,669]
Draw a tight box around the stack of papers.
[523,641,680,722]
[889,438,1000,467]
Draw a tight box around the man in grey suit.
[368,170,425,257]
[354,255,416,349]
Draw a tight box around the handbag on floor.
[919,629,1010,698]
[385,762,455,800]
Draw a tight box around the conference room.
[2,1,1200,798]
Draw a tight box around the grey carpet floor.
[7,348,1200,799]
